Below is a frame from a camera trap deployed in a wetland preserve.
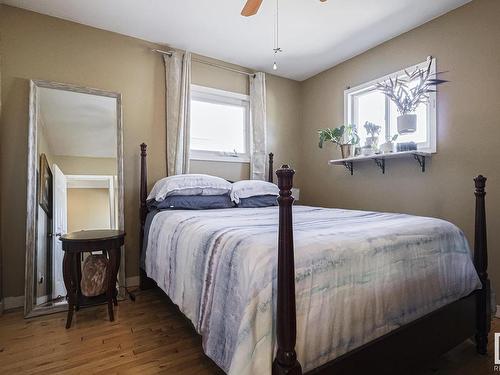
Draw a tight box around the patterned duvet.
[144,206,481,374]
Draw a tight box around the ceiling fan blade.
[241,0,263,17]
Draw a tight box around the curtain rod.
[152,49,256,78]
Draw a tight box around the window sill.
[190,154,250,164]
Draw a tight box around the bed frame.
[138,143,490,374]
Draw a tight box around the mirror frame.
[25,80,125,318]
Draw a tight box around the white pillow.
[147,174,232,202]
[230,180,279,203]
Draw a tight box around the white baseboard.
[4,295,24,310]
[126,276,140,287]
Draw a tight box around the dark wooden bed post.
[139,143,153,290]
[273,165,302,375]
[473,175,491,355]
[268,152,274,183]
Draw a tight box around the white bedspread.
[144,206,481,374]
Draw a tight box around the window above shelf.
[344,58,437,154]
[329,151,430,175]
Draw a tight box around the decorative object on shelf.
[397,114,417,134]
[397,141,417,152]
[361,145,374,156]
[318,125,360,159]
[363,121,382,152]
[380,134,398,154]
[376,56,447,134]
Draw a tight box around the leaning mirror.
[25,80,124,317]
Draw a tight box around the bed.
[138,144,491,375]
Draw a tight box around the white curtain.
[249,72,267,180]
[164,50,191,176]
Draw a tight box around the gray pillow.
[237,195,278,208]
[148,194,234,210]
[147,174,232,201]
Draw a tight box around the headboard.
[138,143,274,288]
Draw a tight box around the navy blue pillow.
[237,195,278,208]
[148,194,234,210]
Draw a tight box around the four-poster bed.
[138,143,490,374]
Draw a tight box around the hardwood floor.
[0,288,497,374]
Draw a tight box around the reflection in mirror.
[26,81,123,317]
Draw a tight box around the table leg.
[74,254,81,311]
[113,249,121,306]
[63,252,75,329]
[106,248,118,322]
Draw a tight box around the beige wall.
[52,155,117,176]
[0,5,302,297]
[300,0,500,302]
[67,188,111,232]
[37,117,54,169]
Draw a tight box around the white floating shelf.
[328,151,431,175]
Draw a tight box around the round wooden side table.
[60,230,125,329]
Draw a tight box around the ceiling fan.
[241,0,327,17]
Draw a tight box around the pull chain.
[273,0,282,70]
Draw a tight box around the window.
[345,59,437,153]
[190,85,250,162]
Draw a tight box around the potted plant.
[318,124,360,159]
[376,57,447,134]
[361,145,374,157]
[380,134,398,153]
[363,121,381,152]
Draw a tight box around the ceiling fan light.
[273,62,278,70]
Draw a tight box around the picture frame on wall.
[39,153,52,218]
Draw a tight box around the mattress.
[143,206,481,374]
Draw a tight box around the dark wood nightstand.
[60,230,125,328]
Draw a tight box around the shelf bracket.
[413,154,426,172]
[373,158,385,174]
[343,161,354,175]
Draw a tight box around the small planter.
[365,136,379,150]
[361,146,374,157]
[380,141,395,153]
[340,144,355,159]
[397,114,417,134]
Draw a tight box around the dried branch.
[375,58,448,115]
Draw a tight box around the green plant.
[389,134,398,142]
[376,58,448,115]
[318,125,360,148]
[364,122,381,138]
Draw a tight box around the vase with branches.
[376,57,447,134]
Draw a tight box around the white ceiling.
[39,87,117,158]
[4,0,471,80]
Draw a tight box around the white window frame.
[190,84,251,163]
[344,58,437,153]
